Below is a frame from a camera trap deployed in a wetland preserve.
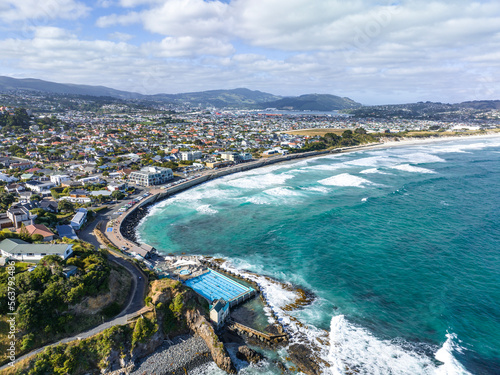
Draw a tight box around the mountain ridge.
[0,76,360,110]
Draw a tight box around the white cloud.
[3,0,500,104]
[145,36,234,57]
[108,31,134,41]
[0,0,89,22]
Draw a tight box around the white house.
[25,180,55,194]
[70,208,88,230]
[0,238,73,262]
[50,174,71,185]
[0,173,17,183]
[209,298,229,327]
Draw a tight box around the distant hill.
[458,100,500,110]
[0,76,362,110]
[153,88,282,108]
[0,76,142,99]
[257,94,362,111]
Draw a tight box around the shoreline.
[121,131,500,249]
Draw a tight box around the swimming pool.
[184,269,253,303]
[179,269,191,275]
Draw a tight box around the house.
[90,190,113,198]
[25,180,55,194]
[17,224,55,241]
[69,189,90,198]
[56,225,78,240]
[0,238,73,262]
[70,208,88,230]
[9,162,33,170]
[108,182,128,192]
[0,172,17,183]
[209,298,229,327]
[39,199,58,213]
[6,205,36,228]
[5,183,25,194]
[18,191,33,202]
[62,265,78,278]
[50,174,70,185]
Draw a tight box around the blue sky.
[1,0,499,104]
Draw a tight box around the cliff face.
[185,308,237,374]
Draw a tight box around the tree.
[32,234,44,242]
[50,189,59,200]
[322,133,341,145]
[58,200,74,214]
[19,223,32,242]
[0,193,15,211]
[342,129,353,138]
[30,194,41,202]
[111,190,125,200]
[354,127,367,135]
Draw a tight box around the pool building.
[156,257,256,326]
[184,268,255,307]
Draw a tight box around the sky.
[0,0,499,105]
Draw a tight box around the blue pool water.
[184,269,253,303]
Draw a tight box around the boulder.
[236,345,264,364]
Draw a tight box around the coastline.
[113,131,500,374]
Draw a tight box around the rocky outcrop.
[236,345,264,364]
[288,343,322,375]
[185,309,236,374]
[130,328,165,361]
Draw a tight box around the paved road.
[79,209,147,317]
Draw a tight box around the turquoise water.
[138,136,500,375]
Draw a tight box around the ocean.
[137,136,500,375]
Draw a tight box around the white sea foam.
[328,315,469,375]
[225,172,295,189]
[435,333,471,375]
[264,186,303,197]
[301,186,331,194]
[399,152,446,164]
[391,164,436,174]
[428,140,500,154]
[359,168,392,175]
[195,204,218,215]
[245,196,272,205]
[361,197,368,202]
[319,173,374,187]
[345,156,388,167]
[302,163,345,171]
